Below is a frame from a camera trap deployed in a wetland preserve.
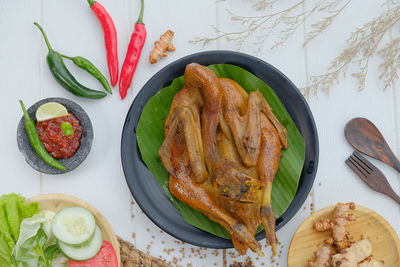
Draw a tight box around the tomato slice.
[68,241,118,267]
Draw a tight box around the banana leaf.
[136,64,305,239]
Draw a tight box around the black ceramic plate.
[17,97,93,175]
[121,51,319,248]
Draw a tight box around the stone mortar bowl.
[17,97,93,175]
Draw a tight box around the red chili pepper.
[119,0,146,100]
[87,0,119,87]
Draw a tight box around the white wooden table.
[1,1,399,266]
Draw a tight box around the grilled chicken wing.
[159,63,287,256]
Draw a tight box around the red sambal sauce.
[36,113,83,159]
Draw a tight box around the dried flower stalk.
[302,5,400,96]
[303,0,351,46]
[191,0,351,53]
[192,0,400,95]
[379,37,400,90]
[244,0,279,11]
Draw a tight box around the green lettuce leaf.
[0,233,13,265]
[0,208,14,255]
[0,193,40,265]
[0,194,40,242]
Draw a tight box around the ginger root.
[149,30,176,64]
[314,202,356,249]
[314,218,334,232]
[309,203,384,267]
[308,239,334,267]
[332,203,356,243]
[331,239,372,267]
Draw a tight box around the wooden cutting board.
[288,205,400,266]
[28,193,120,266]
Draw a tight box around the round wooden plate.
[288,205,400,266]
[28,194,120,266]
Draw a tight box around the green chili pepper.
[62,55,112,94]
[19,100,66,171]
[61,122,74,136]
[33,22,107,99]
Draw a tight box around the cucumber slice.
[59,225,103,261]
[52,206,96,246]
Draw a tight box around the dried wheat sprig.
[190,0,308,52]
[301,5,400,96]
[191,0,351,53]
[303,0,351,46]
[216,0,280,10]
[244,0,279,11]
[379,37,400,89]
[194,0,400,95]
[271,0,332,49]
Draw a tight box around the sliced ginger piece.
[308,239,334,267]
[149,30,176,64]
[331,239,372,267]
[358,259,384,267]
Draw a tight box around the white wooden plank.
[0,0,42,197]
[133,205,224,267]
[305,0,400,238]
[388,1,400,220]
[392,58,400,195]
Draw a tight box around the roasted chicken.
[159,63,287,256]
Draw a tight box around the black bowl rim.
[17,97,93,175]
[121,50,319,248]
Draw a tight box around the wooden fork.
[345,151,400,205]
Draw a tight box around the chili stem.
[136,0,144,24]
[60,54,74,61]
[33,22,53,51]
[87,0,95,6]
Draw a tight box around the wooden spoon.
[345,117,400,173]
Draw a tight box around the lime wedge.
[36,102,68,122]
